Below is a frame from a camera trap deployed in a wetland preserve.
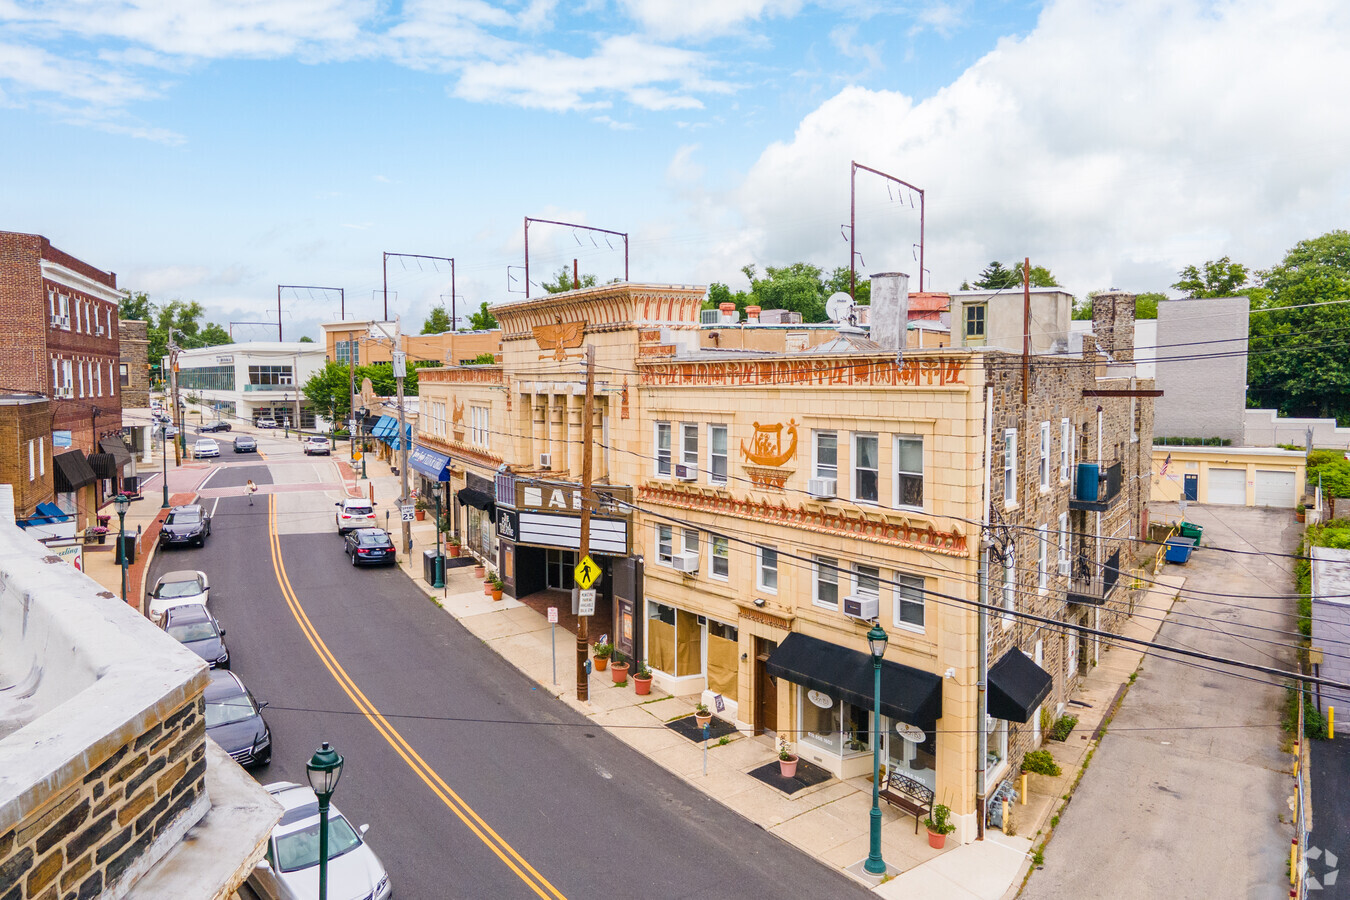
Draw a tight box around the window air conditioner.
[538,453,552,469]
[807,477,837,499]
[59,316,70,328]
[1058,558,1070,577]
[672,552,700,573]
[843,594,879,621]
[674,464,698,481]
[49,315,60,327]
[96,326,105,337]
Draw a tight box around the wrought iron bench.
[879,770,934,833]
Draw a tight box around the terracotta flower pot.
[633,674,652,695]
[610,662,629,684]
[415,508,426,521]
[448,545,461,558]
[483,581,493,595]
[474,565,485,578]
[695,712,712,730]
[927,829,947,850]
[492,588,503,601]
[779,756,798,778]
[594,656,609,671]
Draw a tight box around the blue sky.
[3,0,1348,340]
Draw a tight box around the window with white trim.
[853,432,879,503]
[710,535,729,580]
[681,423,699,475]
[1060,419,1071,481]
[894,436,923,509]
[682,528,699,557]
[95,363,102,397]
[654,422,672,476]
[1002,554,1016,624]
[656,524,674,565]
[63,360,72,393]
[77,362,85,398]
[38,438,44,476]
[894,573,925,629]
[1037,525,1049,593]
[814,431,838,480]
[854,564,881,598]
[758,545,778,593]
[709,425,728,485]
[1058,512,1069,574]
[1039,422,1051,490]
[1003,428,1017,504]
[28,440,35,481]
[814,556,839,609]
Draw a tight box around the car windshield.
[357,532,388,546]
[236,437,254,444]
[205,694,256,727]
[345,506,373,516]
[166,510,201,524]
[274,817,363,873]
[156,578,203,598]
[167,621,217,642]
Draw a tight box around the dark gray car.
[205,670,272,768]
[160,504,211,548]
[162,603,229,668]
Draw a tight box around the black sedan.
[233,435,258,453]
[344,528,397,567]
[205,670,272,768]
[200,421,232,433]
[162,603,230,668]
[160,504,211,548]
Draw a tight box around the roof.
[908,292,950,313]
[160,569,206,583]
[793,326,885,355]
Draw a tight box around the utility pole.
[576,344,596,703]
[168,333,183,465]
[394,318,411,556]
[348,329,357,461]
[293,353,303,440]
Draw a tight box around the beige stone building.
[413,278,1152,842]
[118,318,151,408]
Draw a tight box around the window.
[894,573,925,629]
[1039,422,1051,489]
[814,431,838,480]
[77,362,84,398]
[1037,525,1049,593]
[758,545,778,593]
[853,433,879,502]
[335,339,360,367]
[1002,555,1016,624]
[986,716,1008,772]
[95,363,102,397]
[247,365,294,386]
[854,564,880,598]
[1060,419,1071,481]
[38,438,44,477]
[1058,512,1069,574]
[470,406,490,448]
[681,424,698,472]
[710,535,729,580]
[1003,428,1017,504]
[656,524,674,565]
[655,422,672,476]
[894,437,923,508]
[28,440,35,481]
[709,425,728,485]
[109,362,116,396]
[965,303,987,345]
[683,528,699,557]
[119,363,129,386]
[814,557,839,609]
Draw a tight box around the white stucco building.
[170,342,328,428]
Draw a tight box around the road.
[147,432,863,899]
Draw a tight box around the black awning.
[53,450,97,492]
[766,632,943,728]
[988,647,1054,724]
[87,453,118,479]
[99,436,133,468]
[456,488,495,512]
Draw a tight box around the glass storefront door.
[884,719,937,790]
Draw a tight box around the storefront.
[645,603,740,713]
[408,444,454,518]
[984,646,1054,786]
[457,472,497,565]
[52,449,97,527]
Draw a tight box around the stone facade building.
[118,319,151,408]
[413,277,1152,842]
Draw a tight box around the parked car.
[193,438,221,459]
[335,499,377,534]
[233,435,259,453]
[254,782,391,900]
[257,417,278,429]
[161,603,229,668]
[147,570,209,624]
[160,503,211,548]
[303,436,331,456]
[163,424,178,439]
[205,670,271,768]
[200,421,232,433]
[344,528,396,567]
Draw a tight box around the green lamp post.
[113,493,131,603]
[305,741,344,900]
[864,622,889,877]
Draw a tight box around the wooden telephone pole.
[576,344,596,703]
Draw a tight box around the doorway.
[1183,474,1198,502]
[755,637,778,736]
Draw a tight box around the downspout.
[978,382,994,839]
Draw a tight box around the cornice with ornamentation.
[418,366,504,385]
[417,432,504,468]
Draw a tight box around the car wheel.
[350,551,357,566]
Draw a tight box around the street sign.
[399,505,415,522]
[353,451,363,461]
[714,694,725,713]
[547,606,559,624]
[392,350,407,378]
[577,589,596,616]
[574,554,601,589]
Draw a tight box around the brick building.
[0,394,54,520]
[0,232,124,455]
[118,318,151,408]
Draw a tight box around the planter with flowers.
[592,642,613,671]
[924,804,955,849]
[610,650,629,685]
[778,738,799,778]
[632,662,653,695]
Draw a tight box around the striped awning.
[53,450,97,492]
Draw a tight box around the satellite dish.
[895,722,926,743]
[825,291,854,323]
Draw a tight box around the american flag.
[1159,453,1171,477]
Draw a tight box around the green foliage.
[968,261,1059,291]
[1074,290,1164,321]
[1308,452,1350,497]
[467,301,498,331]
[298,335,315,343]
[592,641,613,659]
[465,352,497,366]
[1172,256,1251,297]
[924,803,955,835]
[703,262,871,322]
[1031,847,1045,867]
[422,305,453,334]
[1021,749,1062,777]
[1153,436,1233,446]
[1283,686,1328,739]
[1048,715,1078,742]
[120,292,232,364]
[301,358,436,421]
[542,266,598,294]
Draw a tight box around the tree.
[1247,231,1350,424]
[467,302,497,331]
[1172,256,1251,297]
[421,306,453,334]
[298,335,315,343]
[301,361,354,425]
[119,293,230,364]
[120,290,153,323]
[199,322,232,345]
[542,266,598,294]
[823,266,871,305]
[971,261,1020,290]
[1015,262,1059,288]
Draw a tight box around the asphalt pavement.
[1310,737,1350,897]
[146,440,864,899]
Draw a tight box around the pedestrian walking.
[247,479,258,506]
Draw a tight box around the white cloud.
[592,114,636,130]
[617,0,803,40]
[729,0,1350,297]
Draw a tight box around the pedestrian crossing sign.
[574,555,601,589]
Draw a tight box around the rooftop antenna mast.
[851,161,925,301]
[523,217,628,299]
[381,253,454,321]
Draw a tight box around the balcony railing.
[243,383,295,392]
[1070,460,1123,512]
[1067,549,1121,605]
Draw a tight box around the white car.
[193,438,220,459]
[253,782,391,900]
[335,499,377,534]
[304,436,331,456]
[257,417,278,429]
[147,570,209,624]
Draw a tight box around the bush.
[1022,749,1062,777]
[1049,715,1079,742]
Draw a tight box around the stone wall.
[118,320,150,409]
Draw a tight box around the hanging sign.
[807,690,834,709]
[574,554,601,589]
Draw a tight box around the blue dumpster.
[1164,536,1196,564]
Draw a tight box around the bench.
[879,770,934,833]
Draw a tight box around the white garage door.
[1207,467,1247,505]
[1254,469,1297,508]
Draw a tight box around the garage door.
[1254,469,1297,508]
[1207,467,1247,505]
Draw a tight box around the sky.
[2,0,1348,342]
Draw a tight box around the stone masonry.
[117,321,150,410]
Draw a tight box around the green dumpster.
[1178,522,1203,543]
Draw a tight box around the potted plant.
[1296,503,1306,523]
[414,497,428,521]
[593,641,613,671]
[490,575,504,602]
[87,526,109,545]
[778,738,799,778]
[694,702,712,730]
[483,573,494,595]
[924,803,955,849]
[610,649,629,684]
[473,561,486,578]
[97,514,111,528]
[632,662,653,696]
[446,535,461,558]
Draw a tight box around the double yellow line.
[266,496,566,899]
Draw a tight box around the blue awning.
[371,416,399,439]
[409,445,452,482]
[37,502,67,518]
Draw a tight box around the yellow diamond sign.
[574,554,601,589]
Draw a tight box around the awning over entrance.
[409,445,452,482]
[53,450,97,492]
[456,488,495,512]
[87,453,118,479]
[766,632,943,728]
[370,416,398,439]
[987,647,1054,724]
[98,436,134,469]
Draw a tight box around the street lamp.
[864,622,889,877]
[305,741,344,900]
[113,493,131,603]
[357,408,368,480]
[161,425,170,509]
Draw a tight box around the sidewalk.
[344,447,1190,896]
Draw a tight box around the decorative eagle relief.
[741,420,798,467]
[533,318,586,361]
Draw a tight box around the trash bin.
[1178,522,1203,543]
[1164,536,1196,564]
[115,534,136,565]
[423,549,438,582]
